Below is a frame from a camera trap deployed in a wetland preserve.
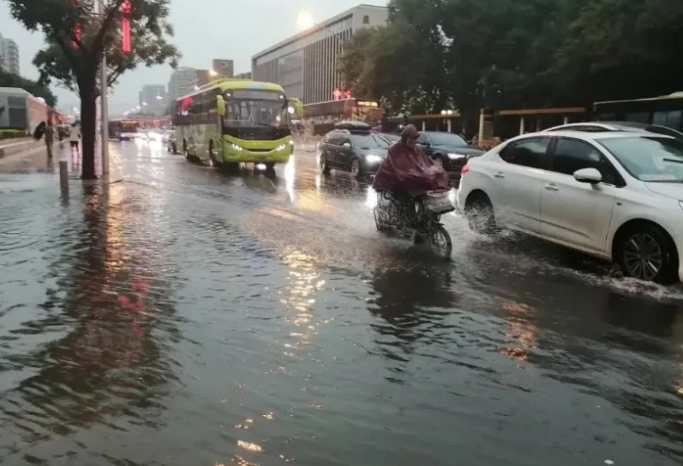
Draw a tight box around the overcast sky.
[0,0,387,114]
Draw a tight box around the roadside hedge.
[0,129,27,140]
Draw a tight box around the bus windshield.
[224,99,287,128]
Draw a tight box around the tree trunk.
[78,71,98,180]
[80,90,97,179]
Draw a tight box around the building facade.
[168,67,198,103]
[251,4,388,104]
[211,59,234,78]
[234,72,252,80]
[138,84,167,115]
[0,32,20,75]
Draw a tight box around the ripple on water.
[1,165,683,465]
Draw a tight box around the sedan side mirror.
[574,167,602,184]
[342,142,351,148]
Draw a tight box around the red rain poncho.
[372,138,450,196]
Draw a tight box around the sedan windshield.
[350,133,390,149]
[598,136,683,182]
[428,133,468,147]
[225,99,287,128]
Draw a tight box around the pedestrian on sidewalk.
[69,123,81,158]
[44,120,55,163]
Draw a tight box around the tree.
[0,68,57,107]
[6,0,180,179]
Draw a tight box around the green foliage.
[0,129,27,140]
[338,0,683,115]
[0,68,57,107]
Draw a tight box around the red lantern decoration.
[121,0,132,53]
[344,89,352,99]
[72,0,81,48]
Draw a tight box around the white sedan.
[457,130,683,284]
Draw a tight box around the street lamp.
[209,69,218,77]
[296,10,315,30]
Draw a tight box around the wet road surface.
[1,139,683,465]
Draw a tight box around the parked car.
[545,121,683,140]
[416,131,485,183]
[319,121,391,179]
[457,130,683,284]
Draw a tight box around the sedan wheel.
[617,225,678,284]
[320,154,331,174]
[351,158,362,179]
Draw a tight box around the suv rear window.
[349,133,390,149]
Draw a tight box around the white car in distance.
[457,130,683,284]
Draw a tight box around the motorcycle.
[373,189,454,258]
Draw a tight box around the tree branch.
[50,32,81,73]
[107,62,128,87]
[93,0,127,56]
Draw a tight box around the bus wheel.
[184,141,191,160]
[209,142,221,169]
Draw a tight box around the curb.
[0,139,44,159]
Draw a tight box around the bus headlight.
[275,144,287,151]
[289,140,295,146]
[231,143,242,151]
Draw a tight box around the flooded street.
[1,139,683,466]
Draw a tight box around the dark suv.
[319,122,391,179]
[417,131,485,184]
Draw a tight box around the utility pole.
[97,0,110,175]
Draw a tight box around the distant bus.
[303,98,383,135]
[593,92,683,132]
[173,78,302,170]
[108,119,139,140]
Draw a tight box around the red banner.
[121,0,131,53]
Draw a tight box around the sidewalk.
[0,141,84,175]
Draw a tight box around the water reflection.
[0,182,179,450]
[367,261,457,375]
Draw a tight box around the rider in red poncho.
[372,124,450,196]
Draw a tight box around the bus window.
[624,112,649,123]
[653,110,682,131]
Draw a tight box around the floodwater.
[1,139,683,466]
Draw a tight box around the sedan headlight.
[231,143,243,151]
[365,154,383,164]
[448,153,467,160]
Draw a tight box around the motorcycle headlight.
[365,154,382,164]
[231,143,242,151]
[448,153,466,160]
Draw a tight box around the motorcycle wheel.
[422,225,452,259]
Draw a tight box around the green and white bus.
[172,78,303,170]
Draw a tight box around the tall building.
[0,32,20,75]
[234,72,252,80]
[138,84,167,115]
[251,4,388,104]
[195,69,211,87]
[211,59,234,78]
[168,67,197,102]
